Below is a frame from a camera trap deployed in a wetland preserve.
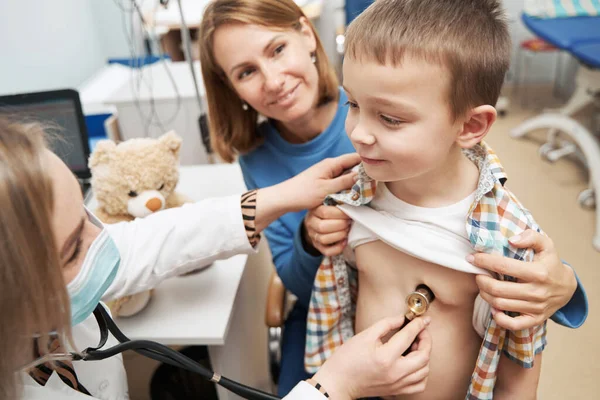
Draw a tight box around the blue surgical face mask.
[67,208,120,326]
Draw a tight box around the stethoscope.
[404,284,435,321]
[23,284,435,400]
[400,284,435,356]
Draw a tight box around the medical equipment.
[19,305,279,400]
[155,0,214,162]
[404,284,435,321]
[87,305,280,400]
[22,283,434,399]
[401,284,435,356]
[0,89,93,195]
[509,13,600,250]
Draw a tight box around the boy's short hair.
[345,0,511,119]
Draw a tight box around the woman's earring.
[242,102,249,111]
[311,54,317,64]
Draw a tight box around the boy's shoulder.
[465,143,542,259]
[466,142,532,214]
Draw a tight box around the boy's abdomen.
[354,240,482,400]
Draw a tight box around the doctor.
[0,118,432,400]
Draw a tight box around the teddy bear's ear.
[89,140,117,168]
[158,130,182,156]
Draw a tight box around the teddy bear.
[88,130,191,317]
[89,130,190,224]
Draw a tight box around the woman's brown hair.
[0,117,72,398]
[199,0,339,162]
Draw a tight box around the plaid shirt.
[305,142,547,399]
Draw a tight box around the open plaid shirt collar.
[305,142,546,400]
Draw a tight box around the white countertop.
[87,163,250,345]
[78,64,131,115]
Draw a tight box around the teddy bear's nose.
[146,198,163,212]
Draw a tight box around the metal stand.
[175,0,214,163]
[511,113,600,251]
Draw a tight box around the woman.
[199,0,587,395]
[0,118,433,400]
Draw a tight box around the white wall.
[90,0,133,61]
[90,0,156,61]
[0,0,143,96]
[0,0,576,97]
[0,0,104,95]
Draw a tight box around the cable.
[145,0,182,127]
[88,340,280,400]
[112,0,211,158]
[176,0,203,111]
[111,0,182,136]
[119,0,153,135]
[83,306,281,400]
[129,0,180,131]
[132,0,167,133]
[175,0,215,162]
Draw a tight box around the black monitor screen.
[0,90,90,178]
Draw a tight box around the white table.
[86,163,271,400]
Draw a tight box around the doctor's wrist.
[240,190,261,247]
[254,184,294,233]
[306,378,330,398]
[312,367,352,400]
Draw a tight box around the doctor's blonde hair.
[0,117,72,398]
[199,0,339,162]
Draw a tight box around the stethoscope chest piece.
[405,284,435,321]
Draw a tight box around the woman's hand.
[255,154,360,233]
[468,230,577,330]
[312,316,432,400]
[303,205,352,256]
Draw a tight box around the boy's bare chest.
[354,240,479,308]
[354,240,483,400]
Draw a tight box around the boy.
[305,0,545,399]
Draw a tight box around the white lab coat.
[20,195,325,400]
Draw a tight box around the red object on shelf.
[520,38,558,52]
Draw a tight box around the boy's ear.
[456,105,497,149]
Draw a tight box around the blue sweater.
[240,90,353,308]
[239,89,588,327]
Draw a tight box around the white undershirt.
[363,181,475,244]
[345,182,491,337]
[348,182,477,267]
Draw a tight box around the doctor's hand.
[469,230,577,330]
[312,316,432,400]
[255,154,360,233]
[286,153,361,211]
